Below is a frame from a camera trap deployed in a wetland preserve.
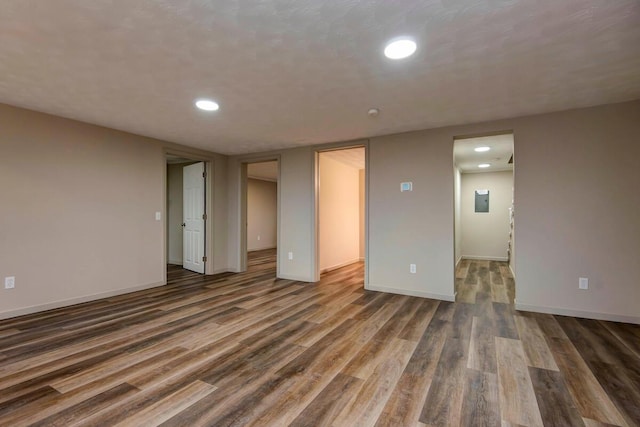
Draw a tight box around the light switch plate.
[155,211,162,221]
[579,277,588,290]
[5,276,15,289]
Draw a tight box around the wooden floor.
[1,252,639,426]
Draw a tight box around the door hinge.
[202,256,207,262]
[202,213,207,220]
[202,171,207,178]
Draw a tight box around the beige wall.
[9,99,632,322]
[513,102,639,322]
[359,169,365,259]
[367,101,640,322]
[0,105,165,318]
[0,104,228,319]
[270,147,316,281]
[247,178,277,251]
[225,100,639,322]
[454,167,462,265]
[368,131,456,301]
[461,171,513,261]
[167,164,184,264]
[319,155,361,271]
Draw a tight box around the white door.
[183,162,205,273]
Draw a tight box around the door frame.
[164,149,214,282]
[451,130,516,298]
[313,142,369,285]
[238,156,281,275]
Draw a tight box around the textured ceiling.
[454,134,513,173]
[1,1,639,155]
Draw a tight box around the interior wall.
[225,100,639,322]
[368,100,640,322]
[277,147,315,281]
[368,132,456,301]
[247,178,277,251]
[359,169,365,259]
[454,166,462,265]
[167,164,184,264]
[319,154,361,271]
[460,171,513,260]
[0,104,165,318]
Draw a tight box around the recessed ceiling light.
[195,99,219,111]
[384,38,417,60]
[474,146,491,152]
[478,163,491,168]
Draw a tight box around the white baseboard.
[0,280,165,320]
[247,246,277,252]
[455,256,462,267]
[278,273,314,282]
[515,301,640,325]
[508,264,515,279]
[462,255,508,262]
[365,283,455,302]
[320,258,361,274]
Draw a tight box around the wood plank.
[514,315,559,371]
[467,315,497,373]
[460,370,500,427]
[333,339,416,426]
[529,367,584,426]
[419,337,467,426]
[112,380,216,427]
[289,374,363,427]
[545,336,627,426]
[495,337,543,426]
[375,307,451,426]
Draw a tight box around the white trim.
[515,302,640,325]
[0,281,165,320]
[365,284,455,302]
[247,246,277,252]
[278,273,314,282]
[247,174,277,182]
[509,264,516,279]
[320,258,361,274]
[455,256,462,267]
[462,255,508,261]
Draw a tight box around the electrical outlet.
[4,276,15,289]
[579,277,588,290]
[288,252,293,260]
[257,235,261,241]
[410,264,416,274]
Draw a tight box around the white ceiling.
[1,1,639,155]
[454,134,513,173]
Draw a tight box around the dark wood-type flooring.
[1,251,639,426]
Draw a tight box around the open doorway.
[166,155,207,275]
[244,160,279,275]
[453,134,515,304]
[316,147,366,283]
